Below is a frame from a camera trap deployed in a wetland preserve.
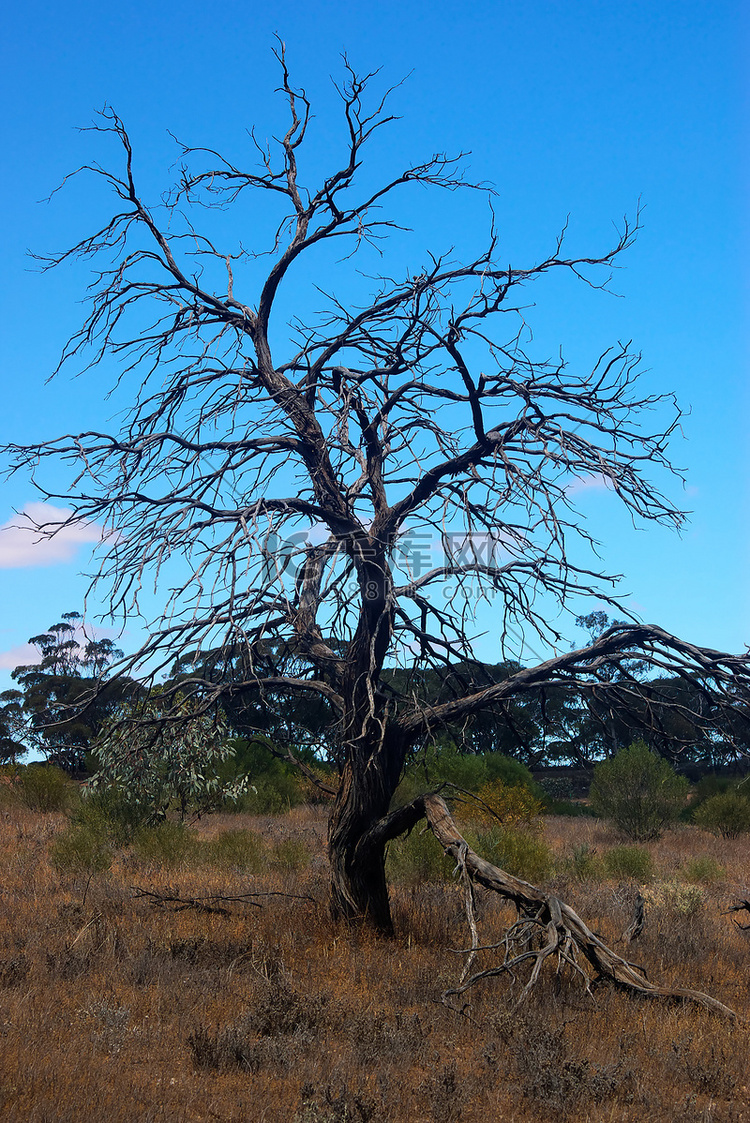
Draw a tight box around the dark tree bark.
[4,43,750,937]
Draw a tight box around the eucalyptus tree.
[1,611,129,771]
[6,47,749,934]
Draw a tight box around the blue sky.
[0,0,747,683]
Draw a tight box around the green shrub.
[272,837,311,872]
[545,798,595,817]
[74,786,149,846]
[693,790,750,838]
[601,845,654,882]
[470,779,544,828]
[132,821,197,866]
[567,843,603,881]
[392,742,542,808]
[6,764,77,812]
[203,829,266,872]
[50,824,112,873]
[483,754,543,796]
[386,828,453,885]
[231,770,304,815]
[220,737,312,814]
[693,774,734,806]
[682,856,725,884]
[467,825,552,883]
[589,741,688,840]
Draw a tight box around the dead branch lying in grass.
[422,795,736,1019]
[131,886,317,915]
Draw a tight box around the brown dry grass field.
[1,800,750,1123]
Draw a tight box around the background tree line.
[3,610,746,780]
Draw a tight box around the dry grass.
[2,804,750,1122]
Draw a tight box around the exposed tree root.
[422,795,737,1019]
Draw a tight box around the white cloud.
[565,474,615,497]
[0,643,41,670]
[0,502,105,569]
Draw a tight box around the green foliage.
[232,772,303,815]
[545,797,594,818]
[483,753,541,793]
[693,790,750,838]
[221,737,308,814]
[132,821,197,865]
[393,739,543,809]
[1,763,77,812]
[271,837,311,872]
[386,828,453,885]
[682,856,725,884]
[601,845,654,882]
[74,786,151,845]
[91,694,248,823]
[589,741,688,840]
[466,825,552,882]
[693,774,734,805]
[471,779,544,828]
[203,829,265,873]
[49,823,112,873]
[567,843,603,880]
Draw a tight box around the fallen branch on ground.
[422,794,736,1019]
[130,886,317,914]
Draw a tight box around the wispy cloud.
[565,474,615,497]
[0,502,105,569]
[0,643,41,670]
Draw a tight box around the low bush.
[203,828,266,872]
[467,825,553,883]
[132,820,197,866]
[49,823,112,873]
[392,742,543,808]
[231,770,305,815]
[2,763,77,812]
[470,779,544,829]
[589,741,688,840]
[693,790,750,838]
[272,837,311,872]
[601,845,653,882]
[682,856,725,884]
[642,879,706,916]
[545,798,595,817]
[567,843,603,881]
[386,828,453,885]
[692,774,734,807]
[74,786,149,846]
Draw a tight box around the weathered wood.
[423,795,736,1018]
[621,891,646,944]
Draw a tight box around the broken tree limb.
[621,891,646,944]
[422,794,737,1019]
[130,886,317,914]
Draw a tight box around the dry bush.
[1,804,749,1122]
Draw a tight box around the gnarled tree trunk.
[326,714,408,932]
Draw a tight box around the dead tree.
[4,44,750,955]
